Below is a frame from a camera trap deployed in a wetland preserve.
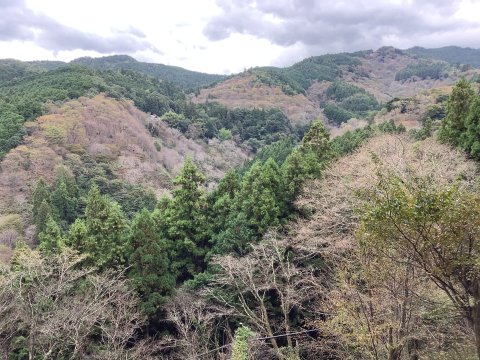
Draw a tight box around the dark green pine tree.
[32,178,50,220]
[67,218,88,251]
[35,199,54,235]
[51,180,77,226]
[239,159,282,234]
[439,77,475,146]
[160,158,209,281]
[282,120,331,205]
[38,215,64,256]
[84,184,128,269]
[128,209,175,315]
[463,95,480,159]
[208,170,241,236]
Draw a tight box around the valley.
[0,45,480,359]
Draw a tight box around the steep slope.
[0,59,46,84]
[27,55,228,90]
[407,46,480,68]
[0,94,248,238]
[193,47,479,127]
[191,71,323,124]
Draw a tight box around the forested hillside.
[28,54,228,90]
[1,47,480,359]
[194,46,480,127]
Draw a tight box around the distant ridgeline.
[0,58,296,158]
[28,54,228,90]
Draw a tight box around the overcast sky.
[1,0,479,74]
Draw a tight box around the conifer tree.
[439,77,475,146]
[240,160,281,234]
[35,199,54,235]
[38,215,64,256]
[84,184,128,268]
[67,218,88,251]
[231,326,254,360]
[51,180,76,225]
[32,178,49,220]
[128,208,174,315]
[160,158,209,281]
[464,95,480,159]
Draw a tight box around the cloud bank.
[204,0,480,64]
[0,0,159,54]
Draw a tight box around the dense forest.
[0,48,480,359]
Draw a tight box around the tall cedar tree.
[439,77,475,146]
[464,95,480,159]
[32,178,49,220]
[84,184,128,269]
[158,159,209,281]
[128,208,175,315]
[38,215,64,256]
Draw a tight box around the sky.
[1,0,480,74]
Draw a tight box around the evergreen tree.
[67,218,88,251]
[208,170,241,236]
[84,184,128,268]
[38,215,64,256]
[239,160,282,234]
[439,77,475,146]
[160,158,209,281]
[51,180,76,225]
[35,199,54,235]
[32,178,49,220]
[128,209,174,315]
[463,95,480,159]
[231,326,254,360]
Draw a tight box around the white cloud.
[0,0,478,74]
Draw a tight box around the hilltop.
[27,54,228,90]
[193,46,480,127]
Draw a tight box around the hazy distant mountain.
[27,55,227,90]
[71,55,229,90]
[407,46,480,67]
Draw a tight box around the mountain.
[193,46,479,126]
[407,45,480,68]
[28,55,228,90]
[1,46,480,359]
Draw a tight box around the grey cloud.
[204,0,479,62]
[0,0,159,54]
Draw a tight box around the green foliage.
[395,61,448,81]
[326,81,365,101]
[408,46,480,68]
[32,179,49,220]
[463,96,480,159]
[438,77,475,146]
[82,184,128,269]
[218,127,232,141]
[38,216,64,256]
[231,326,254,360]
[128,209,174,315]
[377,119,406,134]
[324,81,379,122]
[252,53,361,95]
[323,103,356,125]
[0,111,25,157]
[178,102,295,147]
[0,59,44,84]
[156,159,209,281]
[71,54,227,90]
[34,200,54,236]
[51,180,77,227]
[329,125,375,157]
[359,171,480,354]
